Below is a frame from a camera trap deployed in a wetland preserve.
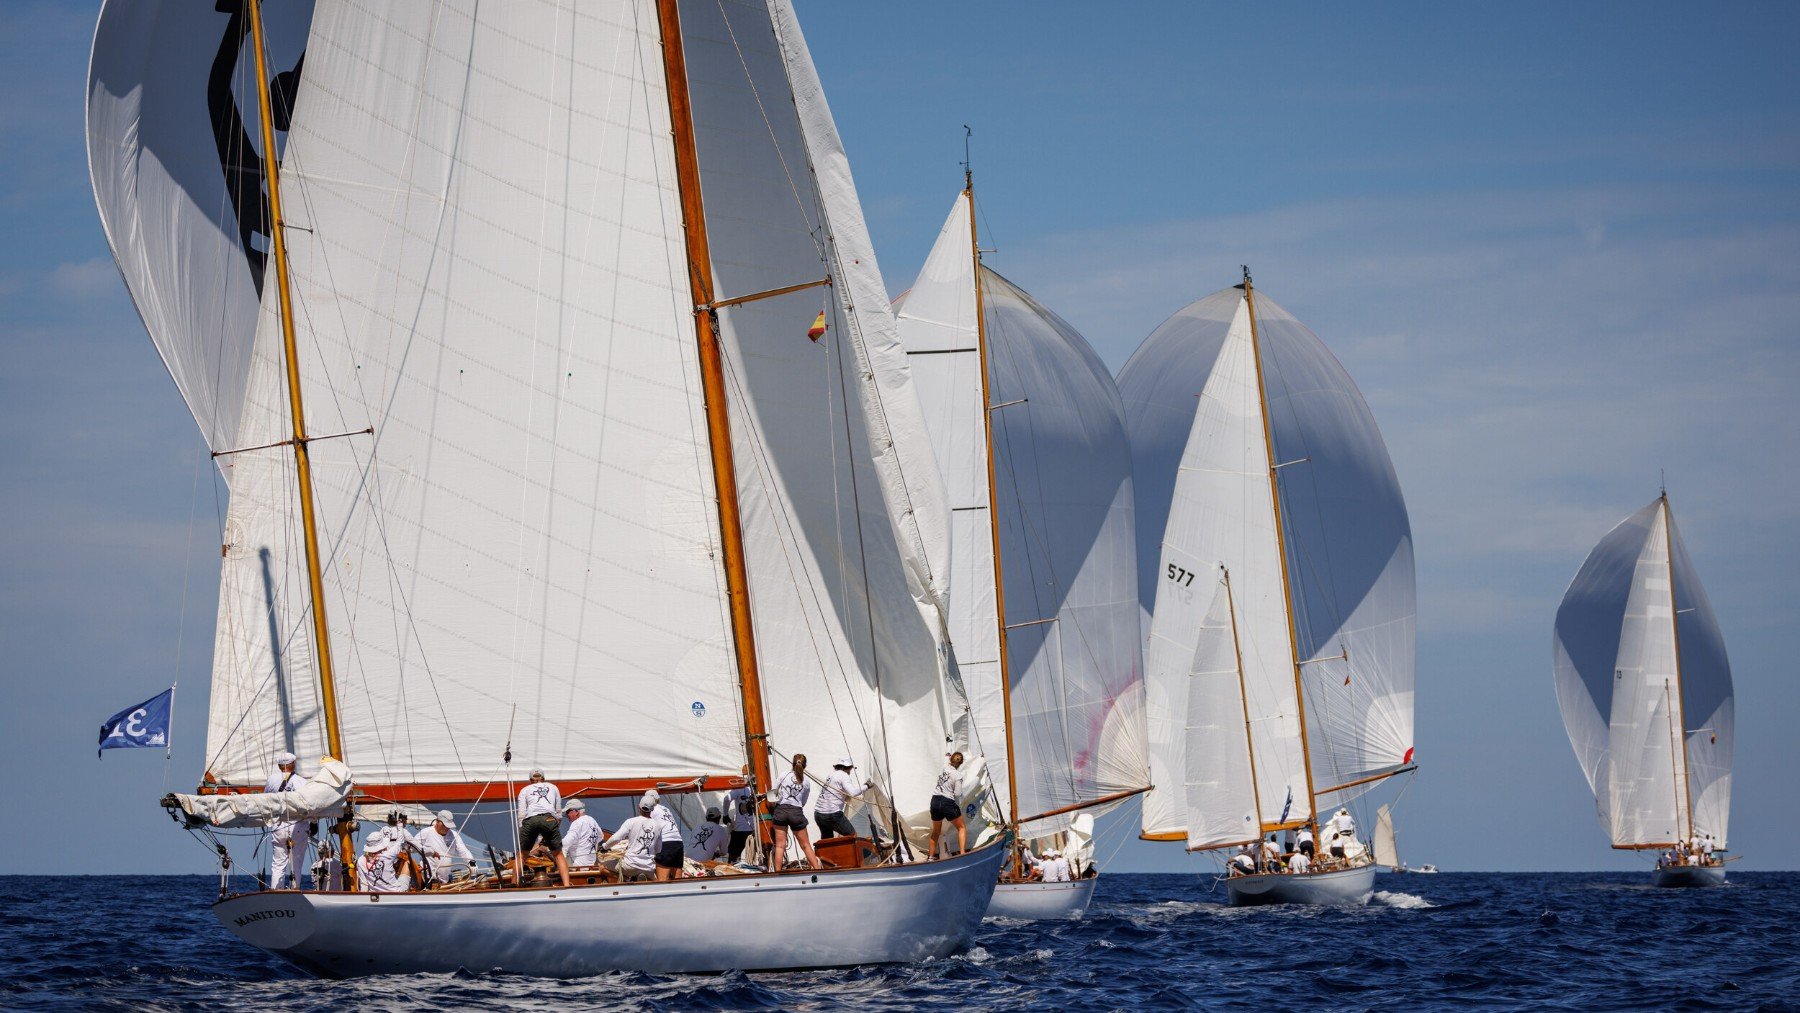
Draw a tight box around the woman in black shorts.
[768,754,819,870]
[928,751,967,860]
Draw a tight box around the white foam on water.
[962,947,991,964]
[1373,890,1435,910]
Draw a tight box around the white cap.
[643,788,660,803]
[565,799,586,813]
[836,756,855,769]
[529,767,546,780]
[638,793,656,812]
[275,751,297,766]
[435,810,455,827]
[363,834,387,853]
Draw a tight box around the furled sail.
[174,758,352,828]
[87,0,315,459]
[1553,496,1734,848]
[200,1,961,816]
[896,194,1148,836]
[1120,285,1415,841]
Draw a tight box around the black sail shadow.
[207,0,306,296]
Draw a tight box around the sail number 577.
[1166,563,1196,587]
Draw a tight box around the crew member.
[1330,807,1356,839]
[604,797,664,882]
[691,807,730,864]
[768,754,819,870]
[1289,847,1312,874]
[414,810,474,884]
[1230,843,1257,875]
[360,832,411,893]
[814,756,869,840]
[927,752,967,860]
[563,800,602,870]
[1042,849,1072,882]
[1261,834,1284,872]
[515,768,570,888]
[726,765,756,864]
[1296,825,1316,859]
[264,751,311,890]
[641,788,686,881]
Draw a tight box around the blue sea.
[2,873,1792,1010]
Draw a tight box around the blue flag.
[98,687,174,757]
[1279,786,1293,825]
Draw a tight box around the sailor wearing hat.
[640,788,686,881]
[603,795,665,882]
[515,768,571,888]
[263,751,310,889]
[415,810,474,884]
[562,799,602,869]
[361,830,412,893]
[1041,848,1072,883]
[813,756,871,840]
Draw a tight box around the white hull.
[1652,865,1727,888]
[215,841,1006,977]
[1224,863,1375,907]
[983,876,1097,920]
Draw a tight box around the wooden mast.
[655,0,774,852]
[245,0,355,888]
[1241,269,1323,848]
[1660,494,1698,847]
[965,173,1023,866]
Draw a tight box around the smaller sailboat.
[1119,272,1417,907]
[1373,804,1400,871]
[896,177,1151,920]
[1553,492,1735,887]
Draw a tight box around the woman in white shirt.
[767,754,820,870]
[813,757,870,840]
[927,752,967,860]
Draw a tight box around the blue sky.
[3,1,1796,875]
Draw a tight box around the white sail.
[1182,576,1258,849]
[87,0,314,460]
[1373,803,1398,868]
[1666,509,1733,849]
[1135,297,1306,837]
[1554,496,1733,848]
[896,195,1147,834]
[200,1,959,808]
[1122,286,1415,840]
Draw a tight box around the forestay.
[1553,496,1734,848]
[897,194,1147,835]
[87,0,315,461]
[200,1,962,810]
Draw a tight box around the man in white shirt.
[360,832,411,893]
[1042,849,1072,882]
[1261,834,1283,871]
[1296,825,1316,860]
[691,807,730,864]
[1330,808,1356,839]
[641,789,686,881]
[726,766,757,863]
[413,810,474,885]
[263,751,311,890]
[604,798,665,882]
[563,800,603,869]
[814,757,870,840]
[515,768,570,888]
[1288,848,1312,874]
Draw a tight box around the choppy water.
[2,872,1793,1009]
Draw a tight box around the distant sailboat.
[895,180,1150,920]
[89,0,1007,975]
[1553,493,1734,887]
[1118,273,1417,907]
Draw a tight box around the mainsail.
[178,0,961,826]
[87,0,315,461]
[896,192,1148,836]
[1119,282,1415,845]
[1553,495,1734,848]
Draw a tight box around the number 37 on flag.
[98,686,175,757]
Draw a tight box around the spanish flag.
[807,311,828,341]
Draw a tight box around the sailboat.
[894,180,1150,920]
[88,0,1008,976]
[1553,492,1734,887]
[1117,274,1417,907]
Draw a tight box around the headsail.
[87,0,315,460]
[896,193,1147,835]
[200,1,960,816]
